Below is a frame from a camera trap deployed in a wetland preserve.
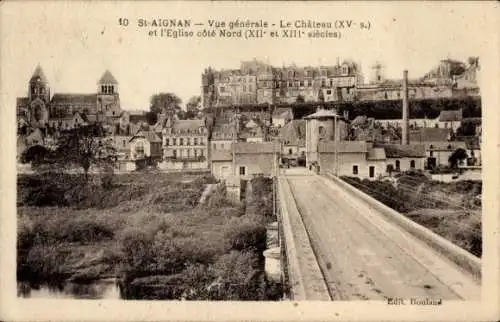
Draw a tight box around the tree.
[150,93,182,117]
[185,96,202,119]
[145,111,158,125]
[52,124,117,181]
[448,148,468,169]
[296,95,305,103]
[20,145,50,166]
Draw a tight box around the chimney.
[402,70,409,145]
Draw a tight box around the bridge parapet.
[324,172,481,282]
[276,175,331,301]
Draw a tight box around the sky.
[1,1,498,111]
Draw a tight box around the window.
[194,149,198,157]
[173,150,177,158]
[239,166,246,176]
[194,137,198,145]
[395,160,400,171]
[288,149,293,155]
[386,164,394,173]
[326,90,332,95]
[353,165,358,175]
[300,81,304,87]
[243,85,247,92]
[173,138,177,145]
[187,138,191,146]
[369,166,375,178]
[318,126,325,136]
[430,151,434,157]
[165,138,170,146]
[410,160,416,169]
[447,145,452,149]
[180,138,184,145]
[122,139,126,147]
[220,86,225,93]
[200,149,204,156]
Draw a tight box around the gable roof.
[211,150,233,161]
[304,108,342,120]
[280,119,306,146]
[51,93,97,105]
[367,147,386,160]
[318,141,368,153]
[234,142,280,154]
[438,109,463,122]
[381,144,426,158]
[409,128,450,142]
[427,141,467,151]
[172,119,205,132]
[130,130,161,143]
[98,70,118,84]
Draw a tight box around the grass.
[17,171,280,300]
[341,174,482,257]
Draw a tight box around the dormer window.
[447,145,452,149]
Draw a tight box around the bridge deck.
[281,169,480,300]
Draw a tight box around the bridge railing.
[325,171,481,281]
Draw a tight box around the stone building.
[160,118,209,170]
[17,66,122,149]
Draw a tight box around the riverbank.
[341,174,482,257]
[18,171,281,300]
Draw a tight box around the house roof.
[98,70,118,84]
[367,147,386,160]
[130,130,162,143]
[211,150,233,161]
[318,141,368,153]
[351,115,367,126]
[409,128,451,142]
[172,119,205,132]
[381,144,426,158]
[51,93,97,105]
[438,109,463,122]
[427,141,467,151]
[304,108,342,120]
[280,119,305,146]
[273,107,293,118]
[234,142,280,154]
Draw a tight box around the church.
[17,65,122,150]
[17,65,122,133]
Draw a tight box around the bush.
[224,216,267,252]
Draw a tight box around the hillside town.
[16,57,483,301]
[17,57,482,202]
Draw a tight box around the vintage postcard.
[0,1,499,321]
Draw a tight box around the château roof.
[381,144,426,158]
[98,70,118,84]
[304,108,343,120]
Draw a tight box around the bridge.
[273,167,481,300]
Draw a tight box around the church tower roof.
[30,65,48,84]
[98,70,118,84]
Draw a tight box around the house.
[211,122,235,151]
[437,109,463,131]
[210,149,233,181]
[466,140,481,166]
[234,142,280,179]
[279,119,306,157]
[129,130,162,161]
[239,118,266,143]
[272,107,293,128]
[160,118,209,170]
[111,135,132,160]
[426,141,468,168]
[381,144,426,173]
[318,141,382,178]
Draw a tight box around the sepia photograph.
[1,1,499,321]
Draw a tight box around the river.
[18,279,122,299]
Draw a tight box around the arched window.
[410,160,416,169]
